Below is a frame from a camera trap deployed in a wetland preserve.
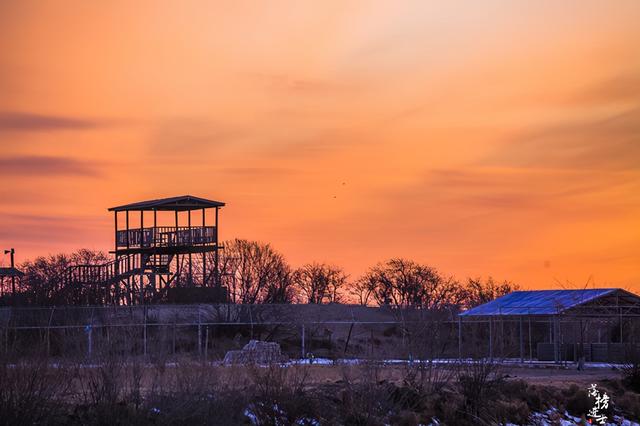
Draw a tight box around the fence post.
[143,306,147,358]
[553,316,558,364]
[370,329,374,358]
[204,327,209,361]
[489,317,493,360]
[46,306,55,358]
[519,316,524,363]
[620,309,624,343]
[87,326,93,358]
[528,314,532,362]
[86,308,94,359]
[198,307,202,357]
[173,322,176,355]
[500,316,504,358]
[458,316,462,360]
[301,324,305,359]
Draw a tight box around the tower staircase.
[65,253,175,304]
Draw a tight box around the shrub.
[622,345,640,393]
[493,400,530,425]
[456,358,503,419]
[617,391,640,420]
[0,357,73,426]
[248,364,328,424]
[565,389,591,417]
[337,362,397,425]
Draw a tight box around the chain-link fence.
[1,304,639,364]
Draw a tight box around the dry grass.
[1,355,639,425]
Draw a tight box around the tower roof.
[108,195,225,212]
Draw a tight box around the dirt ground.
[179,362,623,389]
[62,359,624,396]
[295,364,623,387]
[500,365,621,387]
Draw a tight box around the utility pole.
[4,248,15,297]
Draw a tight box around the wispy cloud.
[0,187,63,204]
[486,73,640,172]
[254,73,359,95]
[0,112,100,132]
[215,167,301,178]
[148,118,243,160]
[570,73,640,105]
[0,211,106,246]
[500,107,640,171]
[0,155,102,177]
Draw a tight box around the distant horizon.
[3,226,633,294]
[1,1,638,291]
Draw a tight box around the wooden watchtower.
[67,195,225,305]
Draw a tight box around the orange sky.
[1,1,639,290]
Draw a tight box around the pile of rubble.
[223,340,288,365]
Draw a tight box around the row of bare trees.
[213,240,517,308]
[208,239,349,305]
[4,249,110,305]
[5,239,517,307]
[349,258,517,309]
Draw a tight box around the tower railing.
[116,226,216,248]
[67,254,140,286]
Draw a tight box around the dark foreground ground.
[1,359,639,425]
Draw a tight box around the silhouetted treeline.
[2,239,517,307]
[3,249,109,306]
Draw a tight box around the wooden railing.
[66,253,175,287]
[116,226,216,248]
[67,254,139,286]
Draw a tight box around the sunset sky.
[1,1,639,290]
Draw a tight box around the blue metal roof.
[460,289,619,316]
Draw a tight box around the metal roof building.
[460,288,640,317]
[457,288,640,364]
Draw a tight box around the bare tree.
[292,263,347,304]
[19,249,110,305]
[350,274,377,306]
[217,239,294,304]
[358,258,463,309]
[70,248,110,267]
[463,277,519,309]
[19,253,70,305]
